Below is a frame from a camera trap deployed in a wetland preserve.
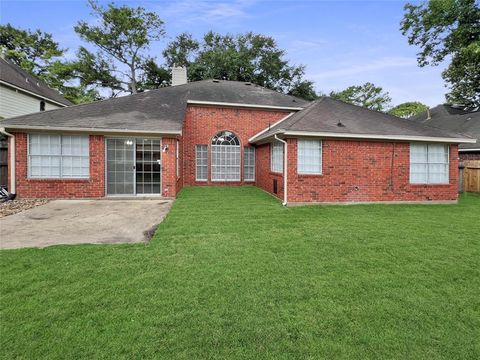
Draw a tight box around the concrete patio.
[0,199,173,249]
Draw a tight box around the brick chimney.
[171,66,187,86]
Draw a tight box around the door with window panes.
[106,138,162,195]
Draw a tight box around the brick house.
[0,71,476,204]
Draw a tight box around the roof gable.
[0,57,72,106]
[409,105,479,150]
[1,80,307,132]
[250,97,476,144]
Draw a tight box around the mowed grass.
[1,187,479,359]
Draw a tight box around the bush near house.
[1,187,479,359]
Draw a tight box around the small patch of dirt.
[0,199,49,218]
[143,224,159,241]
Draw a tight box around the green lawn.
[1,187,479,359]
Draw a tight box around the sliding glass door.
[135,139,161,194]
[106,138,161,196]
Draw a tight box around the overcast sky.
[1,0,449,107]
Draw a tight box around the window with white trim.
[28,134,89,179]
[410,143,449,184]
[271,142,283,173]
[244,146,255,181]
[298,139,322,174]
[195,145,208,181]
[211,131,241,181]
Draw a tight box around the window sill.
[27,178,90,182]
[410,183,451,186]
[269,171,283,176]
[298,173,323,178]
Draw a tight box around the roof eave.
[0,80,71,107]
[250,129,476,144]
[1,125,182,136]
[459,148,480,152]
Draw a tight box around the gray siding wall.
[0,85,62,119]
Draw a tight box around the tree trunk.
[130,64,137,94]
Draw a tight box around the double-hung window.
[298,139,322,174]
[195,145,208,181]
[410,143,449,184]
[28,134,89,179]
[271,142,283,173]
[244,146,255,181]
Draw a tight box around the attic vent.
[337,121,345,127]
[245,82,252,86]
[212,79,220,83]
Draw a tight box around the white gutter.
[0,128,15,194]
[187,100,304,111]
[2,125,182,136]
[459,148,480,152]
[0,80,69,107]
[274,134,288,206]
[253,129,476,144]
[248,112,295,143]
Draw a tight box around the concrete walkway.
[0,199,173,249]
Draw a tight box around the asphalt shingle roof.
[409,105,480,150]
[1,80,307,133]
[0,57,72,106]
[251,97,475,142]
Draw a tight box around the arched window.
[211,130,241,181]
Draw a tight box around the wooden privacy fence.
[462,160,480,193]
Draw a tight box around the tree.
[139,58,171,90]
[162,31,317,100]
[0,23,63,76]
[401,0,480,106]
[388,101,428,118]
[0,23,98,104]
[329,82,392,112]
[75,0,165,95]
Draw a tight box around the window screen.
[195,145,208,181]
[271,142,283,173]
[244,146,255,181]
[298,139,322,174]
[211,131,241,181]
[410,143,449,184]
[28,134,89,179]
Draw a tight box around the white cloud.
[160,0,256,26]
[311,56,417,80]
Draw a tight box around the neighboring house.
[410,104,480,161]
[0,56,72,189]
[0,56,72,118]
[0,69,476,204]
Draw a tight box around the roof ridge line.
[282,97,325,130]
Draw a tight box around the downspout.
[0,128,15,195]
[274,134,287,206]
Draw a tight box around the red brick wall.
[460,152,480,161]
[255,143,284,200]
[161,137,181,197]
[13,133,105,198]
[280,139,458,203]
[182,105,290,186]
